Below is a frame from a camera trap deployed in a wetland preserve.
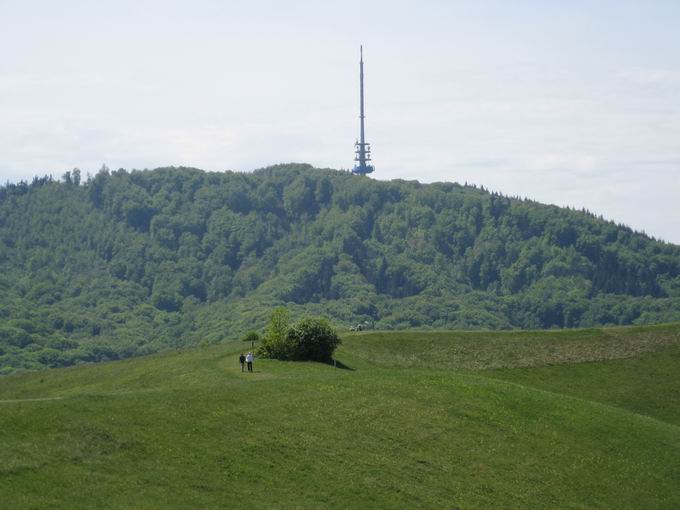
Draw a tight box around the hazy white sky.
[1,0,679,243]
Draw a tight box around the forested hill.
[2,163,680,373]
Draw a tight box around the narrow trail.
[0,396,65,404]
[0,386,180,404]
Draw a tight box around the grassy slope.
[339,323,680,370]
[340,323,680,426]
[1,325,679,508]
[487,347,680,427]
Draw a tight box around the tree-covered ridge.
[1,163,680,373]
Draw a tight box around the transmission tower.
[353,45,374,175]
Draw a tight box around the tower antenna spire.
[353,45,374,175]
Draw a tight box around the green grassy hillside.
[2,324,680,508]
[341,323,680,427]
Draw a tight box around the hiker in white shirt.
[246,352,254,372]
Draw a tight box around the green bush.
[259,310,340,362]
[285,317,340,362]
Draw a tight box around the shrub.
[285,317,340,362]
[259,310,340,362]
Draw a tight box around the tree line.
[1,163,679,373]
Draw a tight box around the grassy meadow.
[1,324,680,508]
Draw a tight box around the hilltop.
[1,323,680,508]
[1,163,680,372]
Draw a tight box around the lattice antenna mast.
[353,45,374,175]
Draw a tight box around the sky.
[1,0,679,243]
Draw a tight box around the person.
[239,353,246,372]
[246,351,254,373]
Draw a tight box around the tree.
[283,175,316,218]
[242,331,261,349]
[258,308,291,359]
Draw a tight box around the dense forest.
[2,163,680,373]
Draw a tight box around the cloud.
[617,67,680,87]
